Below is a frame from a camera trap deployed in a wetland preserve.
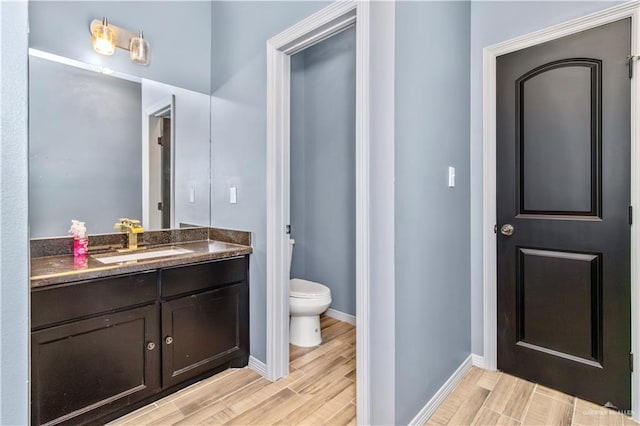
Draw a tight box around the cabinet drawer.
[160,257,247,298]
[31,271,158,329]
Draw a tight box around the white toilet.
[289,240,332,347]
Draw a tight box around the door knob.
[165,336,173,345]
[500,224,515,236]
[147,342,155,351]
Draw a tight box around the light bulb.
[129,31,150,66]
[92,18,115,56]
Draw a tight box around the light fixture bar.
[89,18,150,66]
[90,19,137,51]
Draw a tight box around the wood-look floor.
[112,316,638,426]
[110,315,356,426]
[427,366,639,426]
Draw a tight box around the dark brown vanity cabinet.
[31,256,249,426]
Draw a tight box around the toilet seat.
[290,278,331,299]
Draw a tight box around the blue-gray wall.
[395,2,471,423]
[29,57,142,237]
[210,1,330,363]
[0,1,30,423]
[290,27,356,316]
[29,1,212,94]
[469,0,624,356]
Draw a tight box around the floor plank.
[325,402,356,426]
[471,407,520,426]
[297,383,356,425]
[290,337,344,370]
[535,385,576,406]
[274,378,352,425]
[222,388,307,425]
[320,314,339,329]
[463,366,485,385]
[171,368,261,416]
[523,393,573,426]
[502,377,535,421]
[321,321,354,343]
[476,369,502,392]
[447,385,490,425]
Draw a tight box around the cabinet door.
[162,283,248,388]
[31,305,159,425]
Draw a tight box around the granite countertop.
[30,228,252,288]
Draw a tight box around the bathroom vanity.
[30,228,251,426]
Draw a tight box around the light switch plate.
[448,166,455,188]
[230,187,237,204]
[189,187,196,203]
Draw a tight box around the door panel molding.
[482,0,640,419]
[515,341,604,369]
[516,247,603,365]
[516,58,602,217]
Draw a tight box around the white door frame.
[482,0,640,418]
[266,0,370,423]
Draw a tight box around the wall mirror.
[28,49,212,238]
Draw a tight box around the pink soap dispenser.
[69,220,89,257]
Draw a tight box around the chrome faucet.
[114,218,144,252]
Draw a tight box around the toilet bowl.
[289,278,332,347]
[288,240,332,347]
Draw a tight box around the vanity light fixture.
[129,31,150,66]
[90,18,150,66]
[91,18,115,56]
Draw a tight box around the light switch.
[189,187,196,203]
[448,166,456,188]
[230,187,237,204]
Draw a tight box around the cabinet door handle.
[147,342,155,351]
[165,336,173,345]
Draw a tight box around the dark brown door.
[161,283,247,388]
[31,305,159,425]
[497,18,631,409]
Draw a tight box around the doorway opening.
[287,22,357,396]
[144,96,175,230]
[265,1,370,423]
[289,22,356,334]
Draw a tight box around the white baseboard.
[471,354,485,369]
[408,355,473,426]
[325,308,356,325]
[248,355,268,378]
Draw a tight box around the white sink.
[93,247,193,264]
